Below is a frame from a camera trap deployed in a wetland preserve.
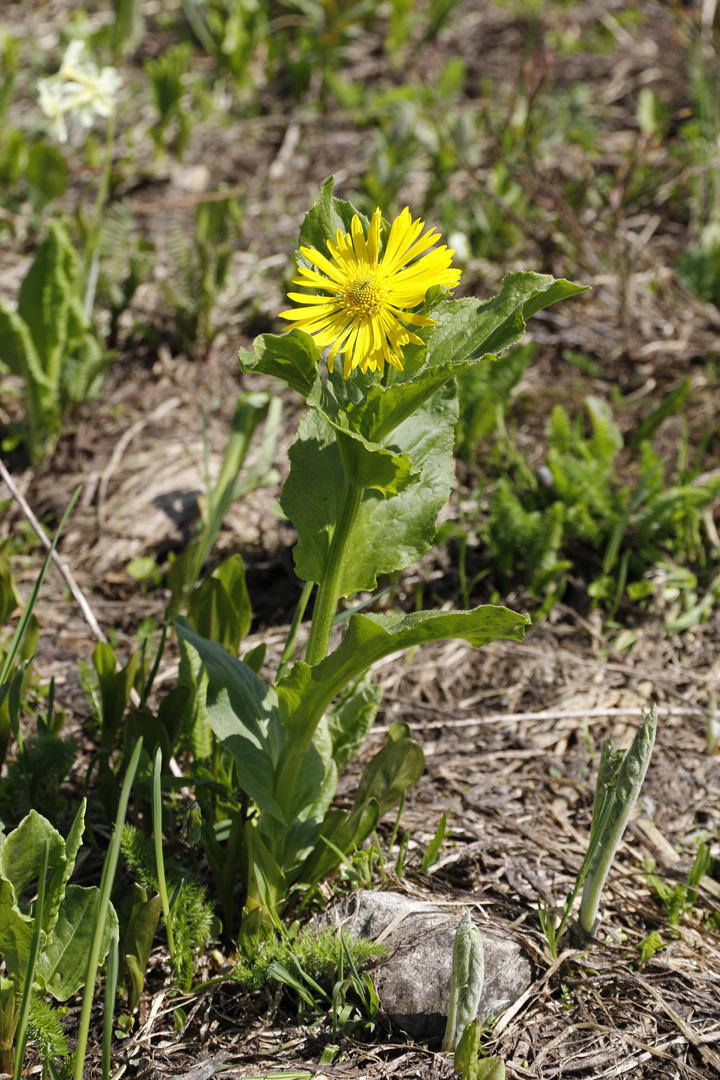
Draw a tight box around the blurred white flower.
[448,230,471,264]
[38,39,122,143]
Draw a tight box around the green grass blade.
[101,931,119,1080]
[0,486,81,693]
[73,737,144,1080]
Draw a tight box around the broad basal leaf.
[35,885,118,1002]
[0,810,65,901]
[174,619,286,823]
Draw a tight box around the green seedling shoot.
[579,705,657,934]
[453,1019,506,1080]
[442,913,485,1053]
[538,705,657,955]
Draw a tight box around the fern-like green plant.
[484,392,720,620]
[120,825,215,991]
[233,926,386,998]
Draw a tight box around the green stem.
[304,438,364,668]
[152,747,175,963]
[81,110,115,317]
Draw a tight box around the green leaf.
[283,380,457,593]
[35,885,119,1001]
[0,810,65,901]
[125,891,162,1012]
[174,618,286,823]
[177,627,212,760]
[0,303,50,456]
[419,810,449,872]
[242,822,286,928]
[354,736,425,817]
[326,671,382,774]
[92,644,139,748]
[18,221,77,398]
[26,142,68,203]
[0,878,34,979]
[278,605,529,749]
[416,272,588,372]
[239,329,321,398]
[43,799,86,940]
[454,1018,483,1075]
[212,553,252,641]
[243,642,266,674]
[475,1058,506,1080]
[297,800,380,887]
[155,684,191,754]
[297,176,371,263]
[187,577,243,654]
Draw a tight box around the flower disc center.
[345,273,386,315]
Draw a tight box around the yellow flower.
[279,207,461,378]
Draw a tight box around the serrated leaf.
[415,273,588,373]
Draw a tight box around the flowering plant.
[176,179,588,930]
[38,40,121,145]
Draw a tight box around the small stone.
[314,890,534,1041]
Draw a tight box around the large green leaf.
[0,811,64,901]
[35,885,119,1001]
[277,605,529,764]
[44,799,86,940]
[282,380,457,593]
[174,619,286,823]
[0,878,34,980]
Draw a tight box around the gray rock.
[316,890,533,1041]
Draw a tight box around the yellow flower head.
[279,207,461,378]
